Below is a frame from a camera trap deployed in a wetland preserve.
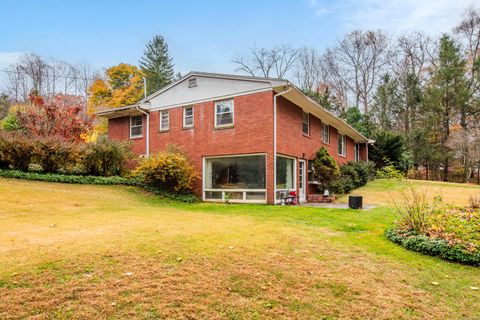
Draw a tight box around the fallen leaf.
[470,286,479,290]
[111,302,116,306]
[11,272,18,276]
[176,257,183,262]
[125,272,133,276]
[431,282,439,286]
[49,223,56,228]
[228,246,234,250]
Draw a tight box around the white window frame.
[338,133,346,156]
[202,153,267,204]
[322,123,330,144]
[214,99,234,128]
[129,115,143,139]
[354,144,360,162]
[302,111,310,135]
[183,106,194,128]
[159,110,169,131]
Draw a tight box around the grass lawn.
[1,178,479,319]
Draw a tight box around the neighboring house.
[98,72,370,204]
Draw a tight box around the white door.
[299,160,306,202]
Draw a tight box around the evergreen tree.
[424,34,469,181]
[139,35,174,96]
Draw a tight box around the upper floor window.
[160,110,169,131]
[183,106,194,128]
[302,111,309,135]
[215,99,234,128]
[322,123,330,144]
[130,115,143,138]
[338,133,346,156]
[188,78,197,88]
[354,144,360,162]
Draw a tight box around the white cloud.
[308,0,478,35]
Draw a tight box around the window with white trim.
[338,133,346,156]
[130,115,143,138]
[302,111,309,135]
[159,110,169,131]
[215,99,234,127]
[322,123,330,144]
[183,106,194,128]
[354,144,360,162]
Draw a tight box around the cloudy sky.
[0,0,477,89]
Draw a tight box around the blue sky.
[0,0,477,80]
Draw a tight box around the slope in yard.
[0,178,479,319]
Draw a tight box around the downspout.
[273,84,292,205]
[136,107,150,157]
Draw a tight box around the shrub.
[0,169,138,186]
[376,164,404,180]
[385,228,480,266]
[82,136,132,176]
[0,112,21,131]
[0,133,34,171]
[133,147,198,193]
[312,147,339,191]
[329,161,375,194]
[32,139,79,173]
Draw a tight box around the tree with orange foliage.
[87,63,144,115]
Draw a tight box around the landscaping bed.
[386,187,480,266]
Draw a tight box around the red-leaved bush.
[16,93,94,142]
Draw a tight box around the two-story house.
[98,72,370,204]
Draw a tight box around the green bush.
[376,164,405,180]
[0,169,138,186]
[312,147,340,191]
[385,227,480,266]
[330,161,375,194]
[0,112,21,131]
[82,136,132,176]
[133,147,198,193]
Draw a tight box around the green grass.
[0,177,479,319]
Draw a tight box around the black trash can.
[348,195,363,209]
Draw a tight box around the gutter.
[135,106,150,157]
[273,84,292,205]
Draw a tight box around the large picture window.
[204,154,266,202]
[130,115,143,138]
[215,99,234,127]
[276,156,295,190]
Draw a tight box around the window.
[130,115,143,138]
[159,110,169,131]
[188,78,197,88]
[322,123,330,144]
[183,106,194,128]
[354,144,360,162]
[204,155,266,202]
[338,133,346,156]
[302,111,309,135]
[276,156,295,190]
[215,99,234,127]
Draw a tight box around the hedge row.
[385,227,480,266]
[0,169,139,186]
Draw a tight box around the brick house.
[98,72,370,204]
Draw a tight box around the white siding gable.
[146,75,281,111]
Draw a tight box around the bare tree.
[321,30,390,114]
[294,47,323,91]
[232,43,299,78]
[5,53,97,103]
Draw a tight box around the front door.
[299,160,306,202]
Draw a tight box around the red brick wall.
[107,90,368,203]
[276,96,357,163]
[108,91,277,203]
